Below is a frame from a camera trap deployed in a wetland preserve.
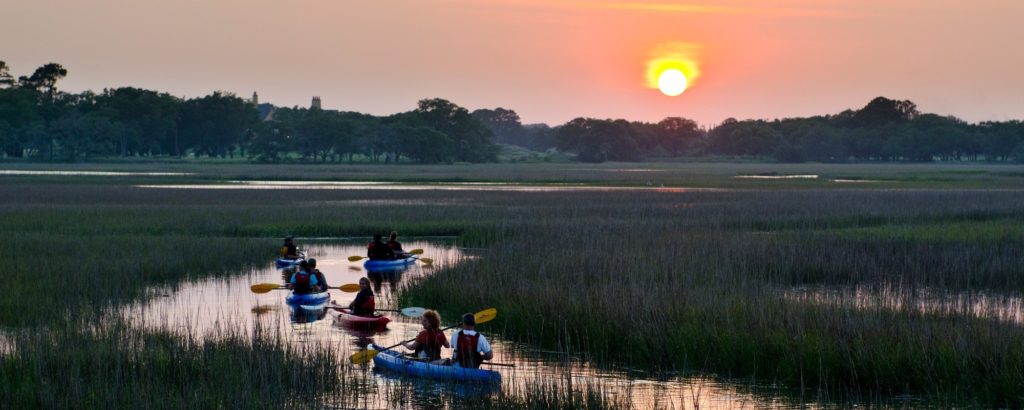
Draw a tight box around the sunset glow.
[2,1,1023,124]
[646,43,701,96]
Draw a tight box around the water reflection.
[136,182,724,192]
[787,284,1024,324]
[114,240,809,409]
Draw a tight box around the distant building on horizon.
[250,91,276,121]
[249,91,328,121]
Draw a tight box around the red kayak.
[331,305,390,332]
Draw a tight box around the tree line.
[2,60,1024,163]
[491,97,1024,163]
[0,61,496,163]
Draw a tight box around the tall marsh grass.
[2,165,1024,406]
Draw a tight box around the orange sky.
[3,0,1023,125]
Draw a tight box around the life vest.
[415,329,445,360]
[367,242,393,260]
[280,246,289,257]
[456,331,484,368]
[292,270,313,294]
[353,290,375,316]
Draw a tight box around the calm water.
[134,181,727,192]
[113,240,807,409]
[787,284,1024,325]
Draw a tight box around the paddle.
[348,248,424,262]
[326,305,427,318]
[349,308,497,365]
[249,282,361,294]
[481,362,516,368]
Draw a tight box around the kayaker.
[402,309,449,362]
[348,277,375,316]
[451,313,493,368]
[367,234,395,261]
[307,258,328,292]
[281,236,299,259]
[287,260,320,295]
[386,231,407,257]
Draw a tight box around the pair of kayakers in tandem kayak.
[367,231,412,261]
[401,310,494,369]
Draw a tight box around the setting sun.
[645,42,701,98]
[657,69,688,96]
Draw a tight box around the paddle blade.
[474,308,497,325]
[408,248,424,255]
[348,255,364,262]
[419,257,434,265]
[350,348,380,365]
[338,283,361,293]
[400,307,426,318]
[250,283,283,294]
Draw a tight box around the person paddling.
[287,260,320,295]
[451,312,493,368]
[307,258,328,292]
[348,277,376,317]
[367,233,395,261]
[402,309,449,363]
[386,231,408,258]
[281,236,300,259]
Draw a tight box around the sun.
[645,42,701,97]
[658,69,688,96]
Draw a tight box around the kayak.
[369,344,501,384]
[276,258,302,269]
[364,255,417,271]
[285,291,329,309]
[334,307,390,331]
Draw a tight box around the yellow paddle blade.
[419,257,434,265]
[348,255,364,262]
[338,283,360,293]
[349,348,381,365]
[250,283,283,294]
[409,248,424,255]
[474,308,497,325]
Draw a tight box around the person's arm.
[449,332,459,359]
[479,335,493,361]
[349,292,365,310]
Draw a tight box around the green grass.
[2,162,1024,407]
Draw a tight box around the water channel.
[114,240,808,409]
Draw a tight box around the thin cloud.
[492,1,846,18]
[598,2,843,17]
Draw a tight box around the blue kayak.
[276,258,302,269]
[370,344,501,384]
[285,291,329,308]
[364,255,417,271]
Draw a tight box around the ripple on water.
[109,240,820,408]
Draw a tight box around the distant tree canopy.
[2,60,1024,163]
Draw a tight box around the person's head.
[307,258,317,268]
[462,313,476,328]
[359,277,370,290]
[389,231,398,241]
[422,309,441,330]
[298,260,309,271]
[284,236,293,243]
[373,233,383,242]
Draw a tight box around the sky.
[3,0,1024,126]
